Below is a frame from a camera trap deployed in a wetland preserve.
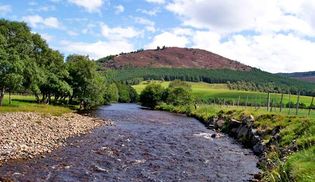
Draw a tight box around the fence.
[199,92,315,117]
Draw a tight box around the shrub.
[140,83,165,108]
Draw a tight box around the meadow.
[0,94,73,115]
[133,81,315,116]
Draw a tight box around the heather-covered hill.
[279,71,315,83]
[98,47,252,71]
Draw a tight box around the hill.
[98,47,315,95]
[98,47,252,71]
[279,71,315,83]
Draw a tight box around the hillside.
[98,47,315,95]
[279,71,315,83]
[98,47,252,71]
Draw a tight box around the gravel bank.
[0,112,111,165]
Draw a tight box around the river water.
[0,104,260,182]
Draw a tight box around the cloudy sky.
[1,0,315,73]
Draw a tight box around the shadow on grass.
[12,99,37,103]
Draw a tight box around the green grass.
[0,94,73,115]
[133,81,315,117]
[285,146,315,182]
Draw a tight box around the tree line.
[107,67,315,96]
[0,19,137,109]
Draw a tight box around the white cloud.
[134,17,156,32]
[28,5,56,12]
[159,0,315,72]
[61,40,134,59]
[137,8,160,16]
[68,0,103,13]
[101,24,141,40]
[115,5,124,14]
[146,28,191,49]
[66,30,79,36]
[146,0,165,4]
[166,0,315,36]
[0,4,11,15]
[41,33,54,42]
[190,31,315,73]
[22,15,61,29]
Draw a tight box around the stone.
[0,112,111,164]
[253,143,265,155]
[237,125,249,139]
[229,119,242,128]
[215,119,225,129]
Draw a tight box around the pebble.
[0,112,111,165]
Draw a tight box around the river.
[0,104,260,181]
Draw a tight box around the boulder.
[229,119,242,128]
[237,125,250,139]
[215,119,225,129]
[242,115,255,125]
[253,142,265,155]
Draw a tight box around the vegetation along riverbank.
[137,80,315,182]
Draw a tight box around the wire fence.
[198,92,315,117]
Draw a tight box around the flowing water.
[0,104,260,182]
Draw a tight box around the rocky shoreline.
[0,112,112,166]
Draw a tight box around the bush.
[117,83,138,103]
[140,83,165,108]
[166,87,192,106]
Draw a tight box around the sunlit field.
[0,94,72,115]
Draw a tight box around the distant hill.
[279,71,315,83]
[98,47,315,95]
[98,47,252,71]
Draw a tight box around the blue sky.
[1,0,315,73]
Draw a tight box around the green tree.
[66,55,105,109]
[104,83,119,103]
[4,73,23,104]
[116,83,138,103]
[0,20,31,105]
[166,87,193,106]
[140,83,165,108]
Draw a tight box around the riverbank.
[156,103,315,181]
[0,112,112,166]
[0,104,260,181]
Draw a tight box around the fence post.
[288,92,292,115]
[296,91,300,115]
[309,96,314,116]
[237,96,240,107]
[270,99,274,112]
[280,93,284,112]
[267,92,271,112]
[245,96,248,108]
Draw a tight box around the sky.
[1,0,315,73]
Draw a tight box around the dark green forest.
[106,67,315,95]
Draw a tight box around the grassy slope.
[133,81,314,106]
[0,95,72,115]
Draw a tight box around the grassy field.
[0,94,73,115]
[133,80,315,107]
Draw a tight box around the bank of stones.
[0,112,112,165]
